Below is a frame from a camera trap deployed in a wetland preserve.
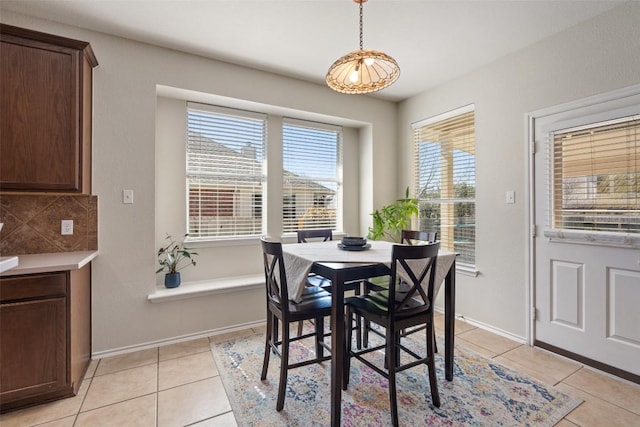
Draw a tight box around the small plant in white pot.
[156,233,198,288]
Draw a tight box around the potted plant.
[367,187,418,242]
[156,233,198,288]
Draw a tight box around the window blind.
[412,106,476,266]
[282,119,342,233]
[187,103,266,239]
[551,115,640,233]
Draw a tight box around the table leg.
[330,270,344,427]
[444,261,456,381]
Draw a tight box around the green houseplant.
[156,233,198,288]
[367,187,419,242]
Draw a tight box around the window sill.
[457,264,480,277]
[183,236,261,248]
[148,273,263,303]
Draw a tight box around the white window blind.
[413,106,476,266]
[187,103,266,239]
[282,119,342,233]
[551,115,640,233]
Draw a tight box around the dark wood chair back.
[387,243,439,319]
[261,238,290,313]
[401,229,437,245]
[297,228,333,243]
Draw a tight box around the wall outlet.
[61,220,73,235]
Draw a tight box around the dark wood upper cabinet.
[0,24,98,193]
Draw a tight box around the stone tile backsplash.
[0,194,97,255]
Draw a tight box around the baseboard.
[93,309,527,359]
[91,319,265,359]
[433,306,527,345]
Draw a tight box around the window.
[413,105,476,266]
[187,103,266,239]
[282,119,342,233]
[283,194,296,220]
[551,115,640,233]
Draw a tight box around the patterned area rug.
[211,329,581,427]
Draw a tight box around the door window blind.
[282,119,342,233]
[187,103,266,239]
[551,115,640,233]
[412,106,476,266]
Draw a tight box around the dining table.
[282,239,457,427]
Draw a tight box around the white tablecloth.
[282,240,456,303]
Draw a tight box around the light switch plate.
[506,190,515,204]
[123,189,134,204]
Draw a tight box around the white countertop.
[0,256,19,273]
[0,251,98,276]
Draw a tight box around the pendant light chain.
[359,1,364,51]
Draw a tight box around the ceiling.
[0,0,624,102]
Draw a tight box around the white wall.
[1,10,397,354]
[398,2,640,339]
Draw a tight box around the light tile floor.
[2,314,639,426]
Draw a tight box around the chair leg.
[314,316,324,359]
[261,310,272,381]
[354,284,362,350]
[272,314,279,353]
[387,326,399,427]
[395,331,401,368]
[343,307,354,390]
[297,320,304,336]
[426,323,440,407]
[355,315,362,350]
[363,319,370,348]
[362,282,370,348]
[276,323,289,411]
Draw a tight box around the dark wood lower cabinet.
[0,265,91,413]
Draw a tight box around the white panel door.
[531,88,640,377]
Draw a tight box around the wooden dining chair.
[296,228,333,288]
[366,230,437,296]
[297,228,333,243]
[363,229,438,346]
[400,229,437,245]
[260,237,332,411]
[344,243,441,426]
[397,229,439,342]
[295,229,362,348]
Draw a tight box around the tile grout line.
[72,359,99,426]
[156,347,160,427]
[558,372,640,416]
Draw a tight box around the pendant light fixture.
[326,0,400,94]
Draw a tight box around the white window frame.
[184,103,345,243]
[186,103,266,241]
[412,104,477,268]
[530,85,640,248]
[281,118,343,234]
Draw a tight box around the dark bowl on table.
[341,237,367,247]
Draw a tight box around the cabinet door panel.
[0,37,80,191]
[0,297,67,399]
